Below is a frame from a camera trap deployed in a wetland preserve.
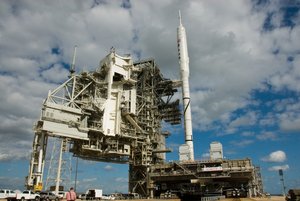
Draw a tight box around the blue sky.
[0,0,300,195]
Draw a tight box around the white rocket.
[177,11,194,161]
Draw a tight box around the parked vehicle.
[0,189,17,201]
[51,191,65,199]
[85,189,102,200]
[79,193,87,200]
[16,190,40,201]
[39,191,60,201]
[110,193,123,200]
[101,194,114,200]
[129,193,140,199]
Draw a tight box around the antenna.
[179,10,182,25]
[70,45,77,75]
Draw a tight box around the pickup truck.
[0,189,17,201]
[16,190,40,201]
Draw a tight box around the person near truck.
[66,187,76,201]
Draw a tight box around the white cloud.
[229,112,258,128]
[104,165,114,171]
[262,150,287,162]
[230,139,254,147]
[256,132,277,141]
[0,153,10,161]
[241,131,255,137]
[184,1,300,131]
[265,100,300,132]
[270,71,300,92]
[273,98,296,112]
[279,113,300,132]
[41,64,69,83]
[259,118,276,127]
[268,164,289,171]
[115,177,128,183]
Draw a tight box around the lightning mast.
[177,11,194,161]
[70,45,77,76]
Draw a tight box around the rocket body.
[177,12,194,161]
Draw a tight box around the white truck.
[0,189,17,201]
[85,189,102,200]
[16,190,40,201]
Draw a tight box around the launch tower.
[26,49,181,196]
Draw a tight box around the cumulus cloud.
[104,165,114,171]
[268,164,289,171]
[262,150,287,162]
[229,112,258,128]
[267,99,300,132]
[41,64,69,83]
[259,116,276,127]
[256,132,277,141]
[279,113,300,132]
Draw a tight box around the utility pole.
[74,157,78,191]
[279,169,286,196]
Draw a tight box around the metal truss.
[26,51,181,197]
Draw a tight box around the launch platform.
[148,158,263,199]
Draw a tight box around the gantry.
[26,49,181,196]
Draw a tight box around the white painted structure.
[210,141,223,160]
[27,49,181,193]
[177,11,194,161]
